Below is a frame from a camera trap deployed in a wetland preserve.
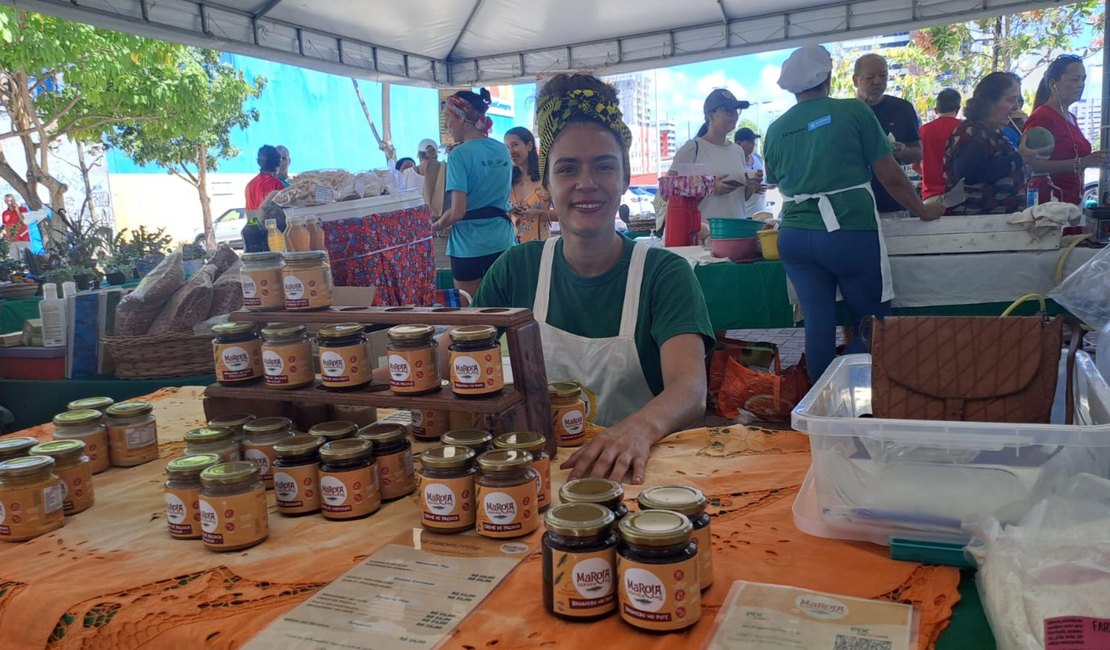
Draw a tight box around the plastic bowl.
[709,218,763,239]
[710,236,761,261]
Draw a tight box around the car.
[192,208,247,249]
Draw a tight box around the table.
[0,387,978,649]
[0,280,141,334]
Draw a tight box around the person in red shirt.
[2,194,30,261]
[916,88,962,201]
[244,145,286,211]
[1024,54,1109,204]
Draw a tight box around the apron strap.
[533,236,560,324]
[781,181,874,233]
[618,243,650,339]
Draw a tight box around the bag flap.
[872,317,1058,400]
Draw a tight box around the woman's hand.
[918,202,945,221]
[560,425,655,484]
[433,213,459,231]
[713,174,742,195]
[1082,150,1110,168]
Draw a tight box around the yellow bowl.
[757,229,780,260]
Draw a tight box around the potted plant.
[126,226,173,277]
[180,242,206,279]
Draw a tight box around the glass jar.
[212,322,263,386]
[66,396,114,414]
[272,435,324,516]
[240,252,285,311]
[29,440,94,516]
[164,454,221,539]
[307,420,358,444]
[441,429,493,455]
[475,449,538,539]
[282,251,333,311]
[358,423,414,501]
[261,324,315,389]
[411,409,448,440]
[418,445,476,534]
[387,324,440,395]
[493,432,551,513]
[319,439,380,520]
[549,382,588,447]
[637,485,713,590]
[317,323,372,390]
[0,456,65,542]
[0,436,39,462]
[199,461,269,552]
[449,325,504,397]
[184,427,241,463]
[543,503,618,621]
[53,410,110,474]
[207,413,256,456]
[104,401,159,467]
[330,404,378,427]
[242,416,294,490]
[559,478,628,522]
[616,510,701,632]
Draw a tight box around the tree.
[108,50,264,249]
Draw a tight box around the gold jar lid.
[200,461,260,487]
[242,251,283,263]
[559,478,624,507]
[318,323,364,340]
[492,431,546,454]
[261,324,308,342]
[637,485,708,517]
[208,413,257,430]
[53,409,103,427]
[308,421,359,442]
[243,416,292,435]
[184,427,235,445]
[284,251,327,263]
[166,454,222,477]
[212,322,257,337]
[67,396,114,412]
[544,503,615,537]
[319,438,373,462]
[476,449,532,473]
[449,325,497,343]
[441,429,492,450]
[273,434,324,457]
[618,510,692,547]
[0,437,41,458]
[0,455,55,478]
[548,381,582,399]
[29,439,86,460]
[105,401,154,418]
[357,423,406,444]
[388,324,435,342]
[419,445,475,470]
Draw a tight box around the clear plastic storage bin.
[791,352,1110,545]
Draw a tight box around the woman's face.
[505,134,533,169]
[987,80,1021,127]
[424,145,438,161]
[708,107,740,135]
[1052,62,1086,106]
[546,122,627,237]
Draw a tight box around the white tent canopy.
[12,0,1070,85]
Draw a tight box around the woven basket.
[102,332,213,379]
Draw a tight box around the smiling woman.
[469,73,715,486]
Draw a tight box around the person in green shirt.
[472,73,715,485]
[764,45,942,382]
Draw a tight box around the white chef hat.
[778,45,833,93]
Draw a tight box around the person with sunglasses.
[1024,54,1109,204]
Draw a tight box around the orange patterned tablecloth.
[0,387,959,649]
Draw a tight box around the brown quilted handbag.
[870,316,1077,424]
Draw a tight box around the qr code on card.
[833,635,893,650]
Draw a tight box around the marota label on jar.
[411,409,448,438]
[419,475,475,528]
[214,341,263,382]
[165,487,200,536]
[617,556,701,631]
[476,482,538,537]
[242,269,283,309]
[377,449,415,500]
[388,350,438,391]
[319,346,371,387]
[199,488,269,548]
[450,350,504,394]
[550,548,617,618]
[262,344,314,387]
[283,268,332,309]
[0,483,65,539]
[273,465,319,513]
[554,405,586,445]
[692,525,713,588]
[532,456,551,508]
[56,464,94,514]
[320,467,380,518]
[243,445,277,487]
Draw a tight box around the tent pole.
[1100,0,1109,204]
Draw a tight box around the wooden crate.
[882,213,1061,256]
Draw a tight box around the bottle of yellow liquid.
[285,216,311,252]
[265,218,286,252]
[307,216,327,253]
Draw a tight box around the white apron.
[780,181,894,302]
[533,237,656,427]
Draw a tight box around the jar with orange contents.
[164,454,221,539]
[411,409,449,441]
[282,251,333,311]
[0,456,65,542]
[242,417,294,490]
[0,437,38,463]
[53,410,110,474]
[198,461,268,552]
[104,401,159,467]
[28,440,94,515]
[386,324,440,395]
[418,445,476,534]
[212,322,263,386]
[358,423,414,501]
[241,252,285,311]
[474,449,538,539]
[261,324,315,389]
[493,431,551,512]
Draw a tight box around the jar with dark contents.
[493,431,551,512]
[198,461,268,552]
[207,413,256,455]
[319,439,380,520]
[386,324,440,395]
[272,435,324,516]
[559,478,628,522]
[417,445,476,534]
[441,429,492,455]
[616,510,701,632]
[543,503,617,621]
[637,485,713,590]
[164,454,221,539]
[358,423,414,501]
[317,323,372,391]
[212,322,263,386]
[242,416,294,490]
[307,420,359,445]
[474,449,538,539]
[549,382,588,447]
[448,325,504,397]
[410,409,448,441]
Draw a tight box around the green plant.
[123,225,173,259]
[0,226,24,281]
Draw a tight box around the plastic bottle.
[306,216,327,254]
[1097,320,1110,385]
[265,219,286,252]
[39,283,66,348]
[241,216,268,253]
[285,216,311,252]
[61,282,77,299]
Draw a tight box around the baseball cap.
[418,138,438,151]
[734,127,759,142]
[704,89,751,113]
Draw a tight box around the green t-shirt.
[472,238,715,395]
[764,97,894,230]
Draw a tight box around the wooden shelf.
[204,381,522,414]
[229,306,535,328]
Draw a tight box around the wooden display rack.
[202,306,556,457]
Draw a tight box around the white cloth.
[742,152,767,215]
[670,138,748,219]
[533,237,655,427]
[400,166,424,191]
[778,45,833,93]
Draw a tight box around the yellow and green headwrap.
[536,88,633,184]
